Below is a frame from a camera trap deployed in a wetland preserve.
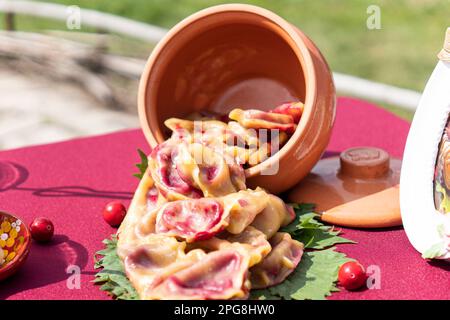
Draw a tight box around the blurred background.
[0,0,449,150]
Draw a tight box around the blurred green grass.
[2,0,449,120]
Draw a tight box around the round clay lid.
[288,146,401,212]
[339,147,390,179]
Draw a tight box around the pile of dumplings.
[117,102,305,299]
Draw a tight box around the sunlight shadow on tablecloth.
[0,235,89,299]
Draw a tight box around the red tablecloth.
[0,97,448,300]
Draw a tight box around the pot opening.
[145,10,308,143]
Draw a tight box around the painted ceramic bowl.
[138,4,336,194]
[0,211,31,281]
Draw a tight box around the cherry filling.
[152,142,202,198]
[156,199,224,241]
[157,250,246,299]
[202,165,218,181]
[172,128,190,140]
[147,187,159,206]
[127,247,162,269]
[230,109,296,133]
[238,198,249,207]
[285,204,296,225]
[270,102,303,123]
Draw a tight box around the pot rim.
[138,3,317,178]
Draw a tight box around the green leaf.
[283,203,355,249]
[295,228,354,250]
[93,235,139,300]
[250,203,356,300]
[252,248,352,300]
[422,241,446,259]
[282,204,316,234]
[133,149,148,180]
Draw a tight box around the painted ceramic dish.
[0,211,31,281]
[138,4,336,194]
[434,118,450,213]
[400,28,450,260]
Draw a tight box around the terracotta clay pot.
[138,4,335,193]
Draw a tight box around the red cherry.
[338,261,367,290]
[103,201,127,227]
[29,217,54,242]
